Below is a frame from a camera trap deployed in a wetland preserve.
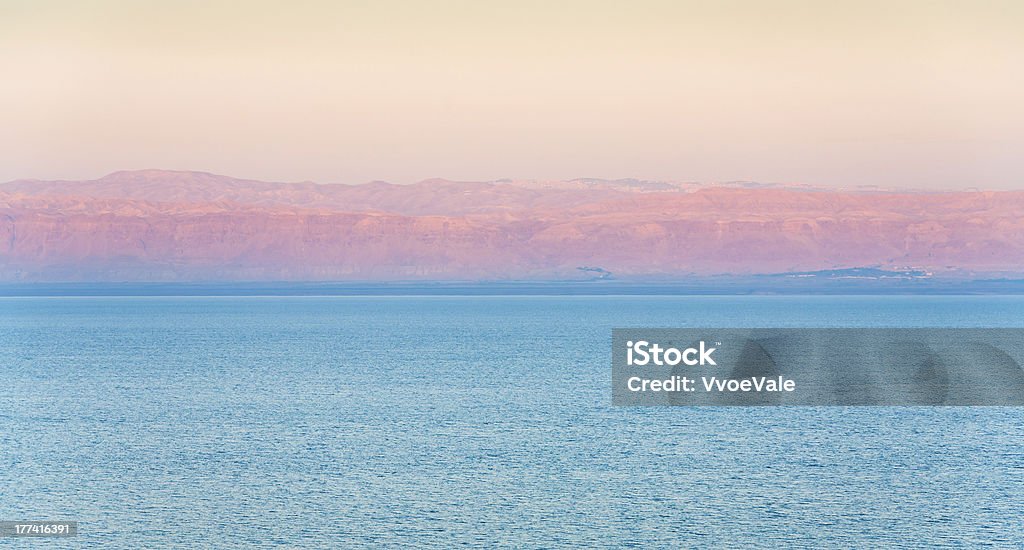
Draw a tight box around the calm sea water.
[2,296,1023,548]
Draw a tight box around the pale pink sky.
[2,0,1022,188]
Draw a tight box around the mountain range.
[1,170,1022,282]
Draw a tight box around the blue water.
[2,296,1023,548]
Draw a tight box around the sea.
[1,295,1023,548]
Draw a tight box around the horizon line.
[2,168,1016,193]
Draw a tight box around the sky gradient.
[2,0,1022,188]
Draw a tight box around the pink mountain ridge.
[1,169,1022,282]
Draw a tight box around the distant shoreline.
[3,279,1024,297]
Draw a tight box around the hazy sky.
[2,0,1022,188]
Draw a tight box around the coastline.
[3,278,1024,297]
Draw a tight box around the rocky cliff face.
[1,170,1022,281]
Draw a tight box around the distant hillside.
[1,170,1022,282]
